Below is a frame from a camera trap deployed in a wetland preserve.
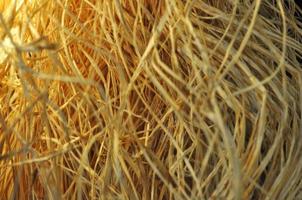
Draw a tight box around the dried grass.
[0,0,302,199]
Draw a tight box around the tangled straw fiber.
[0,0,302,199]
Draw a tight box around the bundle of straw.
[0,0,302,199]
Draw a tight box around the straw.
[0,0,302,199]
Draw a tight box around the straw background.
[0,0,302,199]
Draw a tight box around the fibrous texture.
[0,0,302,199]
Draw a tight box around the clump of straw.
[0,0,302,199]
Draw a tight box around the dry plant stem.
[0,0,302,199]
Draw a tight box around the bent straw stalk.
[0,0,302,199]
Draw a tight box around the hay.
[0,0,302,199]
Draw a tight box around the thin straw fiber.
[0,0,302,199]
